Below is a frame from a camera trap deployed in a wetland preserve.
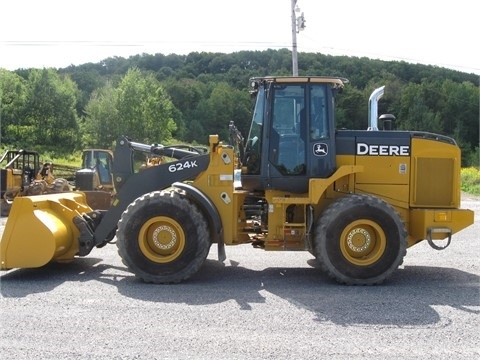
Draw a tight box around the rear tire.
[313,194,407,285]
[117,190,210,284]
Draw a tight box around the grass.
[461,167,480,196]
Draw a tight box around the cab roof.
[250,76,348,87]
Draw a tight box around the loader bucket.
[1,192,93,270]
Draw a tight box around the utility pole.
[291,0,306,76]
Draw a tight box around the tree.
[61,63,107,117]
[197,82,251,142]
[438,79,480,165]
[396,83,443,134]
[115,68,176,143]
[82,81,118,148]
[162,78,208,141]
[83,68,177,147]
[16,69,80,152]
[335,86,367,130]
[0,69,27,145]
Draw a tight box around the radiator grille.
[414,158,454,206]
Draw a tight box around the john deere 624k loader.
[0,76,474,285]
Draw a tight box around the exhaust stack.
[368,86,385,131]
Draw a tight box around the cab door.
[265,82,336,193]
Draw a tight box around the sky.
[1,0,479,75]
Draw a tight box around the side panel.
[336,130,411,205]
[191,146,238,245]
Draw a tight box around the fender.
[172,182,226,262]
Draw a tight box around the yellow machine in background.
[0,148,115,215]
[73,148,167,209]
[74,149,115,210]
[1,150,40,216]
[1,150,40,200]
[0,77,474,285]
[76,149,115,192]
[0,150,70,216]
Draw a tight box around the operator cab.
[82,149,114,186]
[241,76,346,193]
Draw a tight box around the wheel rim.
[138,216,186,263]
[339,219,386,266]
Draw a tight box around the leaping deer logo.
[313,143,328,156]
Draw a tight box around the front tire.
[117,190,210,284]
[314,194,407,285]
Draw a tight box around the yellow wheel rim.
[339,219,386,266]
[138,216,186,263]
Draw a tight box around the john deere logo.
[313,143,328,156]
[356,143,410,156]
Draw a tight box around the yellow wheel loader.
[0,76,474,285]
[1,149,40,199]
[1,150,71,216]
[1,149,40,216]
[73,148,169,210]
[74,149,115,210]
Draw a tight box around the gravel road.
[0,195,478,360]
